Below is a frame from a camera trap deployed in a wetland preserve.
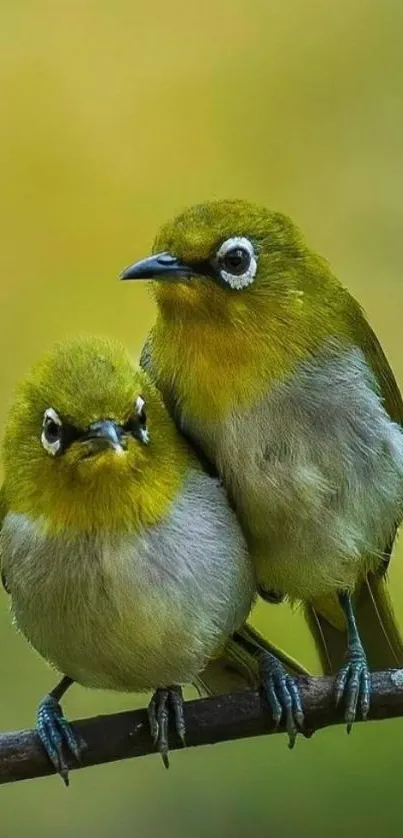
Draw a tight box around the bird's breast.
[1,471,253,691]
[182,344,403,600]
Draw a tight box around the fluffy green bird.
[120,198,403,731]
[0,334,264,783]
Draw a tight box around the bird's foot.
[259,652,304,748]
[36,694,86,786]
[335,644,371,732]
[148,685,186,768]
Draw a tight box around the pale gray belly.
[1,472,254,691]
[182,346,403,600]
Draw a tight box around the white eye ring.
[41,407,63,457]
[216,236,257,290]
[139,427,150,445]
[134,396,149,444]
[135,396,145,417]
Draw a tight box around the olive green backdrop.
[1,1,403,836]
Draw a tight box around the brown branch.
[1,669,403,785]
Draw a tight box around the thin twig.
[1,669,403,785]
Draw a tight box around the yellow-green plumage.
[0,335,257,696]
[122,199,403,679]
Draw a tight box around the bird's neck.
[152,284,360,423]
[6,448,193,538]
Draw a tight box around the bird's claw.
[335,647,371,731]
[36,694,86,786]
[148,685,186,768]
[259,652,304,748]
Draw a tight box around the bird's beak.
[83,420,125,455]
[120,252,194,282]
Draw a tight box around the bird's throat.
[152,310,314,423]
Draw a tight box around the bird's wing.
[0,485,7,524]
[141,335,219,477]
[195,624,310,697]
[139,334,153,377]
[0,485,10,594]
[360,320,403,425]
[140,332,182,429]
[309,322,403,672]
[140,332,178,418]
[307,563,403,673]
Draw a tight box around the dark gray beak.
[84,420,125,453]
[120,252,194,281]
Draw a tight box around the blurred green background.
[1,0,403,835]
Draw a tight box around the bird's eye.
[41,408,63,456]
[122,396,149,445]
[215,236,257,290]
[221,247,251,275]
[135,395,147,425]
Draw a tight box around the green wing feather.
[0,484,10,593]
[0,484,7,525]
[196,624,310,697]
[309,319,403,673]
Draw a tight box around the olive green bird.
[0,335,272,784]
[120,198,403,733]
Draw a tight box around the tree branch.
[1,669,403,785]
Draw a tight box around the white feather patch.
[216,236,257,290]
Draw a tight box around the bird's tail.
[195,624,311,697]
[306,571,403,674]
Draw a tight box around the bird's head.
[120,200,360,416]
[3,336,187,535]
[120,199,334,326]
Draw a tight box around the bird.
[0,333,261,783]
[120,198,403,734]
